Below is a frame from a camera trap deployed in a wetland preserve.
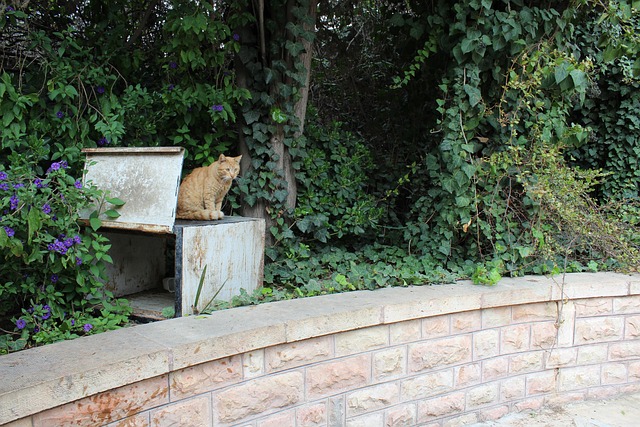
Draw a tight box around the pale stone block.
[33,375,168,427]
[478,405,509,421]
[400,369,454,400]
[500,324,530,354]
[297,403,327,427]
[480,278,551,308]
[482,357,509,381]
[256,410,295,427]
[212,371,304,424]
[510,352,543,374]
[481,306,511,328]
[265,336,332,372]
[629,361,640,381]
[587,385,620,400]
[390,320,421,344]
[454,363,481,387]
[416,392,465,422]
[514,397,543,412]
[108,413,150,427]
[621,383,640,393]
[408,336,472,373]
[444,413,479,427]
[451,310,482,334]
[526,371,557,395]
[625,315,640,339]
[466,383,499,408]
[558,366,600,392]
[243,350,265,379]
[473,329,500,360]
[385,403,416,427]
[613,295,640,314]
[346,412,384,427]
[544,391,585,407]
[555,301,576,347]
[346,383,399,416]
[149,396,211,427]
[328,396,344,426]
[512,302,557,323]
[422,315,450,339]
[170,356,242,400]
[577,344,608,365]
[306,355,371,399]
[335,325,388,357]
[609,341,640,360]
[501,376,526,401]
[531,322,558,349]
[574,298,612,317]
[602,363,628,384]
[574,317,624,345]
[545,348,577,368]
[549,273,629,300]
[373,347,406,381]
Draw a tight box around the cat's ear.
[235,155,242,162]
[218,154,227,162]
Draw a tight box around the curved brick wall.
[1,273,640,426]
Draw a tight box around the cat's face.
[217,154,242,182]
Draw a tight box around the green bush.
[293,119,384,243]
[0,158,130,353]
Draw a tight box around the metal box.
[81,148,265,316]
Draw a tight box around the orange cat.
[176,154,242,220]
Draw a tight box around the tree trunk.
[238,0,318,246]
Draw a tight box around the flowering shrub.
[0,161,130,353]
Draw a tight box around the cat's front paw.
[208,210,224,220]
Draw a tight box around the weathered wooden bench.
[81,147,265,317]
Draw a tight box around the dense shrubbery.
[0,156,130,353]
[1,0,639,345]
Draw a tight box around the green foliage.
[0,157,130,353]
[293,119,384,243]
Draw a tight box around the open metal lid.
[81,147,184,234]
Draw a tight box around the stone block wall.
[2,273,640,426]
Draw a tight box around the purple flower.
[96,86,105,94]
[6,6,15,12]
[34,178,44,188]
[10,194,19,210]
[47,163,60,173]
[73,235,82,244]
[47,239,68,254]
[16,319,26,330]
[0,171,7,180]
[3,226,15,237]
[13,183,24,189]
[56,111,64,119]
[97,136,109,146]
[0,183,9,191]
[168,84,175,91]
[211,104,224,112]
[233,33,240,41]
[169,61,177,69]
[74,180,83,189]
[64,238,75,248]
[42,203,52,214]
[76,257,83,265]
[34,327,39,333]
[71,319,75,326]
[51,274,59,283]
[83,323,93,332]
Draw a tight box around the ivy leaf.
[463,84,482,107]
[554,63,569,85]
